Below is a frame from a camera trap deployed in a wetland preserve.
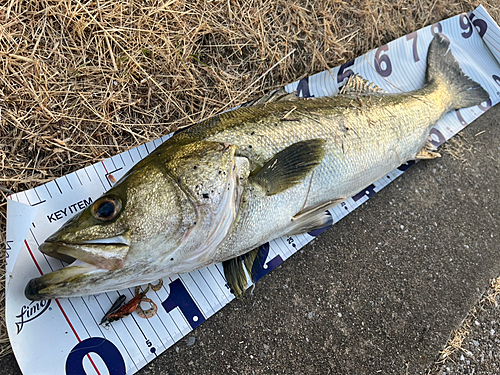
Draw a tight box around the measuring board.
[6,6,500,375]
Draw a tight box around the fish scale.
[25,34,490,300]
[199,88,443,211]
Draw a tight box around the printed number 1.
[162,279,206,330]
[251,243,284,283]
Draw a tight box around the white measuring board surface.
[5,6,500,375]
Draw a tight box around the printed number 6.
[375,45,392,77]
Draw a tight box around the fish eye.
[91,196,122,222]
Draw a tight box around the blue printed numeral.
[308,211,333,237]
[162,279,205,329]
[251,243,284,282]
[66,337,125,375]
[353,184,376,202]
[296,77,315,98]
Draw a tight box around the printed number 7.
[406,32,419,62]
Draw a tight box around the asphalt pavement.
[2,104,499,374]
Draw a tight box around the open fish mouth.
[39,235,130,270]
[25,235,131,301]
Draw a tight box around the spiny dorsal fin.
[239,88,299,108]
[251,139,326,196]
[339,74,386,96]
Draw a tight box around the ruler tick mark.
[127,149,135,163]
[119,153,126,167]
[44,184,53,199]
[54,180,63,194]
[84,168,92,182]
[110,157,117,169]
[74,171,83,185]
[65,175,73,189]
[92,164,107,190]
[23,191,32,205]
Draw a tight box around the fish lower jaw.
[24,260,169,300]
[24,262,104,301]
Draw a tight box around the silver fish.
[25,34,489,300]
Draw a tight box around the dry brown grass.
[435,277,500,366]
[441,133,473,164]
[1,0,498,358]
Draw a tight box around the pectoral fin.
[250,139,326,196]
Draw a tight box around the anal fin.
[286,198,344,236]
[415,141,441,160]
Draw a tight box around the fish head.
[26,141,245,300]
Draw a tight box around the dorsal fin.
[339,74,386,96]
[239,88,299,108]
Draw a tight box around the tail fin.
[426,33,489,109]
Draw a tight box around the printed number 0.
[66,337,125,375]
[375,45,392,77]
[493,75,500,87]
[431,22,443,36]
[478,98,492,112]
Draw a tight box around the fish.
[25,34,489,301]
